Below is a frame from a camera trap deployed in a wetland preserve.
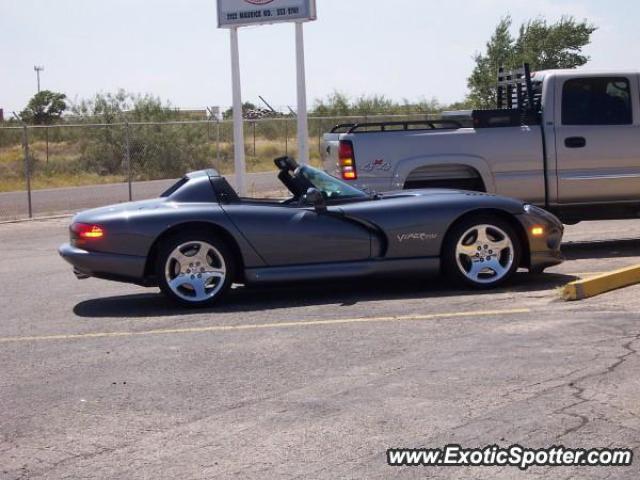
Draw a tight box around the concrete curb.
[562,264,640,301]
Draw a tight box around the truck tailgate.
[320,133,341,176]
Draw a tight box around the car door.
[554,74,640,204]
[221,203,372,266]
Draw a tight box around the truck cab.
[539,70,640,208]
[321,67,640,223]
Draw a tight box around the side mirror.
[304,188,327,213]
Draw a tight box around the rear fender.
[393,154,495,192]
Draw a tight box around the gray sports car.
[59,157,564,307]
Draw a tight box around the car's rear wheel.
[443,215,521,288]
[157,233,234,307]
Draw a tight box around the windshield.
[298,166,368,200]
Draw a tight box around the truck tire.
[404,177,485,191]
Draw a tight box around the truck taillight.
[338,140,357,180]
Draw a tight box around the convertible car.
[59,157,564,307]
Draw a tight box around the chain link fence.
[0,114,431,220]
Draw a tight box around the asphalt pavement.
[1,218,640,479]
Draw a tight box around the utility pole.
[294,22,309,164]
[34,65,44,92]
[229,27,246,196]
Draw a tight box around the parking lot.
[1,217,640,479]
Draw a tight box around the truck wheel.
[157,233,234,307]
[443,215,521,289]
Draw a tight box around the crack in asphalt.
[16,445,120,480]
[6,323,639,479]
[498,366,590,401]
[554,332,640,440]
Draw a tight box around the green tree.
[71,89,179,123]
[311,91,444,116]
[71,91,210,178]
[20,90,67,124]
[467,16,597,108]
[312,92,352,116]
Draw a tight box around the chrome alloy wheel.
[454,224,514,284]
[164,241,227,302]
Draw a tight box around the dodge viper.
[59,157,564,307]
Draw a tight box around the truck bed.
[321,124,547,205]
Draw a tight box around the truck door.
[555,75,640,204]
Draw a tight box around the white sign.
[217,0,317,28]
[217,0,316,194]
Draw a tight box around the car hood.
[340,188,526,222]
[378,188,501,200]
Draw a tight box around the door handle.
[565,137,586,148]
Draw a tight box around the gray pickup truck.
[321,66,640,223]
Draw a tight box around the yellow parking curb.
[562,264,640,301]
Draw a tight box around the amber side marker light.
[73,223,105,239]
[531,226,545,237]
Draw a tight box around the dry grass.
[0,136,323,193]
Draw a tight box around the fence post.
[285,119,289,155]
[317,119,322,158]
[22,125,33,219]
[216,119,221,168]
[124,121,132,201]
[252,121,256,157]
[45,127,49,165]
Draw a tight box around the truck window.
[562,77,632,126]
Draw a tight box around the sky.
[2,0,640,114]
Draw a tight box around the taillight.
[338,140,357,180]
[72,223,105,239]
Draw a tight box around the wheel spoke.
[193,243,209,263]
[203,270,225,280]
[191,277,207,299]
[485,258,506,276]
[169,275,190,291]
[467,260,485,280]
[475,226,490,245]
[490,238,511,252]
[457,243,478,257]
[171,251,191,268]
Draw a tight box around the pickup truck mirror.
[304,188,327,213]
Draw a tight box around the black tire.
[156,231,235,307]
[404,177,485,192]
[442,214,521,289]
[529,266,546,275]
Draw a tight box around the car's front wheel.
[443,215,521,288]
[157,233,234,307]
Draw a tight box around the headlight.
[524,204,562,226]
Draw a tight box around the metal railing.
[0,113,434,220]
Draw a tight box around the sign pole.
[229,27,246,195]
[295,21,310,165]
